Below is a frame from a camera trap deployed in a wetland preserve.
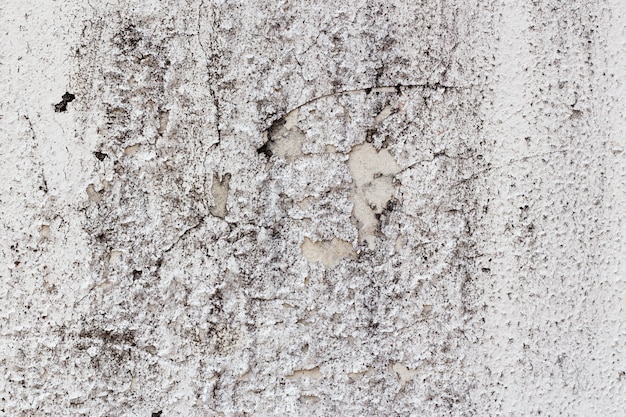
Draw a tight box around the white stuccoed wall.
[1,1,625,416]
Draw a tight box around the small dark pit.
[93,151,108,161]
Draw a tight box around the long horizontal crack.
[264,82,469,134]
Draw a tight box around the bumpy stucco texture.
[1,1,626,416]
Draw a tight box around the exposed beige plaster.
[301,237,355,267]
[286,366,322,379]
[271,126,305,160]
[283,108,299,130]
[347,143,401,249]
[209,173,230,219]
[391,362,419,386]
[108,250,123,265]
[86,184,101,202]
[347,368,376,379]
[157,109,169,135]
[123,144,140,155]
[3,0,624,415]
[374,104,395,123]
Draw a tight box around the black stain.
[62,92,76,102]
[152,411,163,417]
[77,328,137,348]
[54,92,76,113]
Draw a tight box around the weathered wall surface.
[1,1,625,416]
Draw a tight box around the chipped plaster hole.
[347,143,401,249]
[347,368,376,379]
[348,143,401,190]
[610,141,624,155]
[157,109,169,135]
[39,224,51,239]
[283,108,299,130]
[391,362,418,386]
[394,235,407,252]
[286,366,322,380]
[123,144,140,155]
[374,104,395,123]
[265,109,305,161]
[297,196,315,210]
[300,237,355,267]
[210,173,230,219]
[108,250,123,265]
[86,184,102,202]
[370,86,397,94]
[271,127,305,160]
[101,179,112,192]
[298,395,320,404]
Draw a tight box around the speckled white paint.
[1,1,625,416]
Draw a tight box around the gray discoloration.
[2,0,626,416]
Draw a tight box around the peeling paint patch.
[210,173,230,219]
[301,237,355,267]
[39,224,50,239]
[298,395,320,404]
[392,362,418,386]
[123,144,139,155]
[108,250,123,265]
[263,109,305,161]
[348,143,401,249]
[86,184,101,202]
[286,366,322,380]
[157,109,169,135]
[347,368,376,379]
[374,104,395,123]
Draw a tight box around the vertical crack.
[198,0,223,146]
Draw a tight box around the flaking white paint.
[1,1,625,416]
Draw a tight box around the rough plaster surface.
[1,0,625,416]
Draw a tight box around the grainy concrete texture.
[1,1,625,416]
